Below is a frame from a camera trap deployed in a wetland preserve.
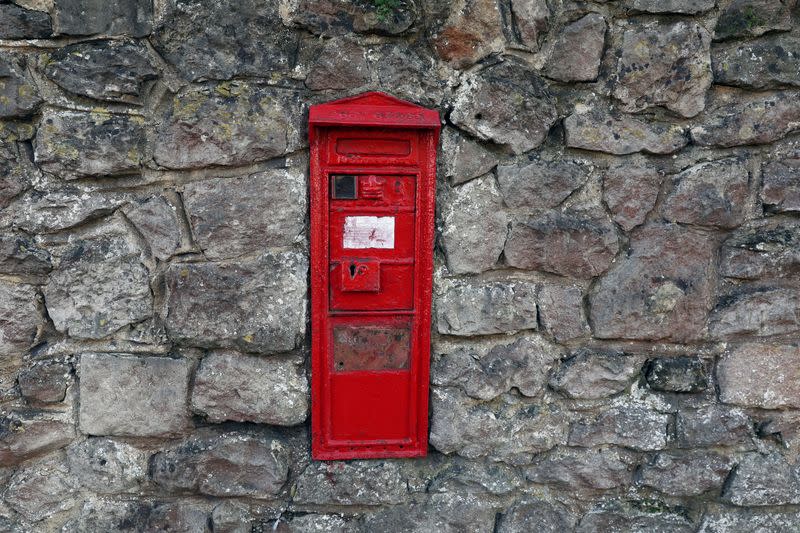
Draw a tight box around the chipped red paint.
[309,92,440,460]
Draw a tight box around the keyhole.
[349,262,357,278]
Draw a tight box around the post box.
[309,92,440,460]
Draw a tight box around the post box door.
[309,91,440,460]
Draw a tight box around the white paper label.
[343,216,395,249]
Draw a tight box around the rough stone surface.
[153,0,298,82]
[0,280,39,356]
[4,454,77,522]
[182,170,306,260]
[544,14,606,82]
[496,158,590,210]
[64,499,211,532]
[0,4,51,38]
[762,158,800,212]
[537,284,590,341]
[719,218,800,280]
[451,60,557,154]
[79,353,191,437]
[505,210,619,279]
[432,335,562,400]
[497,499,576,533]
[361,493,497,533]
[294,461,408,505]
[44,218,152,339]
[712,36,800,90]
[124,195,183,261]
[710,286,800,338]
[613,21,712,117]
[603,164,662,231]
[590,224,716,342]
[191,352,309,426]
[35,109,145,179]
[626,0,714,13]
[17,361,70,403]
[699,507,800,533]
[0,411,75,466]
[663,158,750,228]
[639,451,734,496]
[440,174,508,274]
[714,0,794,41]
[645,357,708,393]
[429,0,505,68]
[66,437,147,492]
[722,452,800,506]
[52,0,152,36]
[440,127,499,186]
[717,343,800,409]
[549,349,639,399]
[154,83,302,169]
[691,90,800,147]
[430,387,567,464]
[305,38,370,91]
[151,431,289,498]
[568,405,669,451]
[44,40,157,103]
[564,108,688,155]
[165,251,307,354]
[0,55,42,118]
[576,503,694,533]
[676,405,755,449]
[281,0,417,36]
[526,447,636,490]
[436,280,537,336]
[0,234,51,277]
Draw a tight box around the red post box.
[309,92,440,460]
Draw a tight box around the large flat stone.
[603,164,662,231]
[662,158,750,228]
[0,4,51,38]
[124,195,184,261]
[717,343,800,409]
[497,157,590,210]
[699,507,800,533]
[440,174,508,274]
[294,461,409,505]
[165,251,307,354]
[762,158,800,213]
[44,39,157,104]
[64,499,211,533]
[0,411,75,466]
[191,352,308,426]
[34,109,145,179]
[432,335,562,400]
[436,280,537,336]
[714,0,793,41]
[537,284,590,342]
[497,499,576,533]
[154,83,303,169]
[281,0,417,36]
[66,438,147,493]
[440,127,499,186]
[182,170,306,260]
[526,447,636,490]
[79,353,191,437]
[690,89,800,147]
[150,430,289,498]
[5,454,78,522]
[505,210,618,279]
[429,0,505,68]
[676,405,755,449]
[722,452,800,506]
[0,280,39,356]
[44,218,152,340]
[152,0,298,81]
[361,493,496,533]
[713,35,800,89]
[430,387,567,464]
[52,0,152,36]
[0,54,42,118]
[613,20,712,117]
[564,108,688,155]
[544,13,606,82]
[638,451,734,496]
[709,286,800,338]
[568,405,669,451]
[625,0,714,13]
[719,218,800,280]
[549,348,639,399]
[0,234,51,278]
[451,60,557,154]
[589,223,716,342]
[304,38,370,91]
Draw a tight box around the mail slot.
[309,92,440,460]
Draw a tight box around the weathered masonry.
[1,0,800,531]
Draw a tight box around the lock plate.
[340,260,380,292]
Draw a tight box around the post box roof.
[309,91,441,130]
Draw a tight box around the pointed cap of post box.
[309,91,441,133]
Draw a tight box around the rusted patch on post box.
[332,325,411,371]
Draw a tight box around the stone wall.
[1,0,800,530]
